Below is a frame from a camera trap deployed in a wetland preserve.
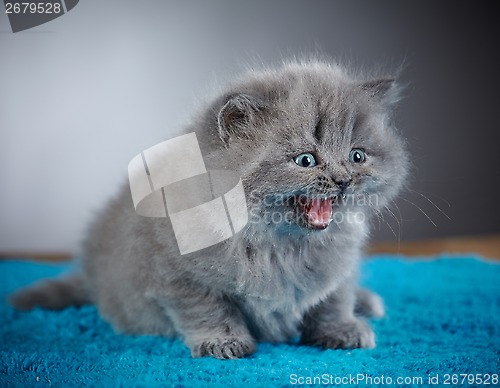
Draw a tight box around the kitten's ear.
[360,77,401,105]
[217,93,268,144]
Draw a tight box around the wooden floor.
[1,234,499,262]
[368,233,500,260]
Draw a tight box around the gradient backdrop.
[1,1,499,253]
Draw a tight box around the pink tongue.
[305,198,333,228]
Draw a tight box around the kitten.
[10,60,408,359]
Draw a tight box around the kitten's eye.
[349,148,366,164]
[294,153,317,168]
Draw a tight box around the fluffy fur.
[10,60,408,359]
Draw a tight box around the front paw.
[191,337,256,360]
[301,319,375,350]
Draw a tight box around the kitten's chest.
[232,240,355,341]
[236,238,355,310]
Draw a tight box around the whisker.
[422,191,451,208]
[373,208,382,230]
[384,206,401,247]
[409,188,451,220]
[375,208,399,242]
[385,206,402,229]
[400,197,437,227]
[390,199,404,223]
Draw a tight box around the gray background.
[1,1,499,254]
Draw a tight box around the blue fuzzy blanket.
[1,256,499,387]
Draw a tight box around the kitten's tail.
[8,272,91,311]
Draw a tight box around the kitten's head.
[203,61,408,237]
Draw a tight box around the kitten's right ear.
[360,77,401,106]
[360,78,395,97]
[217,94,268,145]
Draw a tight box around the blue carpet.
[1,256,499,387]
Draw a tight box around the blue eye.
[294,153,317,168]
[349,148,366,163]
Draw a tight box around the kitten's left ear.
[360,77,400,105]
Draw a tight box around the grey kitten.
[10,60,408,359]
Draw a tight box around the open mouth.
[295,195,337,230]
